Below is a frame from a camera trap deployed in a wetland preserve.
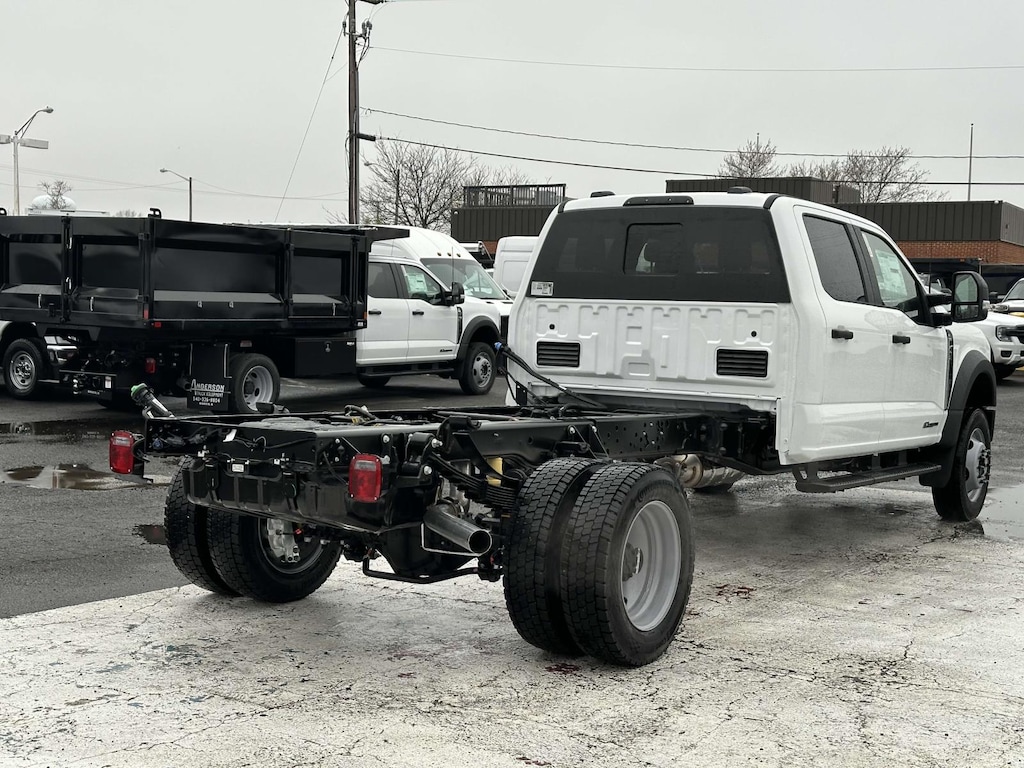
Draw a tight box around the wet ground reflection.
[979,484,1024,540]
[1,464,170,490]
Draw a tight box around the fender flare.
[919,349,995,488]
[455,317,500,365]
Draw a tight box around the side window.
[400,265,443,304]
[804,215,867,303]
[860,231,922,317]
[367,262,399,299]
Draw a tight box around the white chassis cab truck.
[113,190,995,667]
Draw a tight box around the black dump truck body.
[0,213,405,410]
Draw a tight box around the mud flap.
[188,343,230,412]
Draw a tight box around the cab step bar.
[793,462,942,493]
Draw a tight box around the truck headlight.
[996,326,1011,341]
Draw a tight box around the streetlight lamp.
[159,168,193,221]
[0,106,54,215]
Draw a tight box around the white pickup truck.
[118,188,995,667]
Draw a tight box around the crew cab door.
[357,262,409,365]
[397,264,459,362]
[855,229,946,446]
[798,213,890,457]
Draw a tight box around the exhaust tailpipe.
[423,502,492,556]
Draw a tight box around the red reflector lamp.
[109,430,139,474]
[144,357,157,374]
[348,454,382,502]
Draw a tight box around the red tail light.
[348,454,382,502]
[109,430,140,474]
[144,357,157,374]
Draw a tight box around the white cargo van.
[371,227,512,314]
[493,236,537,298]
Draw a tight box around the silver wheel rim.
[620,500,682,631]
[8,351,37,392]
[963,426,991,503]
[261,519,324,574]
[471,350,493,389]
[241,365,274,409]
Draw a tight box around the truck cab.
[507,191,993,466]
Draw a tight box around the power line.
[365,107,1024,161]
[371,46,1024,74]
[376,135,1024,186]
[274,17,347,221]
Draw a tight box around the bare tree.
[362,140,480,232]
[38,179,73,210]
[462,164,535,189]
[113,208,140,217]
[789,147,943,202]
[719,136,781,178]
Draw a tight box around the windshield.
[422,258,508,300]
[1004,280,1024,301]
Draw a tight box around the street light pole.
[0,106,54,214]
[159,168,193,221]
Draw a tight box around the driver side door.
[398,264,460,362]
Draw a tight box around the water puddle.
[133,524,167,545]
[981,484,1024,540]
[0,418,141,444]
[0,464,170,491]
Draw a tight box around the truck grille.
[716,348,768,378]
[536,341,580,368]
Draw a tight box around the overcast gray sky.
[3,0,1023,223]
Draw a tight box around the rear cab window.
[528,206,789,302]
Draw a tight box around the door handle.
[412,310,425,316]
[831,328,854,340]
[892,334,911,344]
[368,310,382,316]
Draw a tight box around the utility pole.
[348,0,383,225]
[967,123,974,202]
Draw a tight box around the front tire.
[228,353,280,414]
[459,341,496,395]
[207,512,342,602]
[560,463,694,667]
[164,461,239,596]
[357,373,390,388]
[933,408,992,521]
[994,363,1018,382]
[3,339,46,399]
[503,458,603,656]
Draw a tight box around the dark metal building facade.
[834,201,1024,247]
[665,177,862,204]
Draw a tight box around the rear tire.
[228,353,280,414]
[503,458,603,656]
[459,341,496,395]
[3,339,46,399]
[560,463,694,667]
[357,373,390,388]
[164,461,239,596]
[933,408,991,521]
[207,512,342,602]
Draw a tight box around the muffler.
[423,501,492,555]
[656,454,746,489]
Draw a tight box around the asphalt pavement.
[2,374,1024,766]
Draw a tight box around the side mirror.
[951,271,988,323]
[445,281,466,306]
